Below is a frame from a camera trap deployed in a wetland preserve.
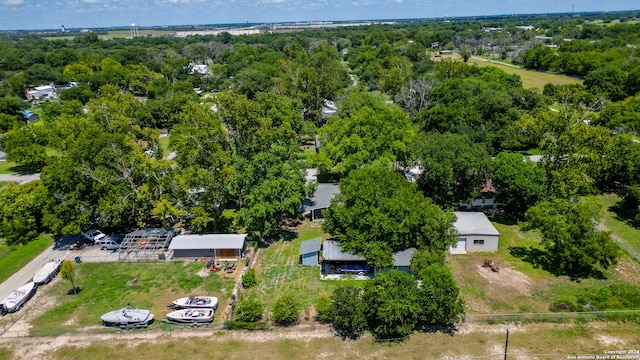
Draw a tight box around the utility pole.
[504,328,509,360]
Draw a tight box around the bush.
[271,293,301,326]
[242,268,257,288]
[233,295,264,322]
[314,295,333,323]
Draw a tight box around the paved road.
[0,236,119,302]
[0,173,41,183]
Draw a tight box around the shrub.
[272,293,301,326]
[314,295,333,323]
[242,268,257,288]
[233,295,263,322]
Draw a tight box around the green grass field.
[0,161,18,174]
[467,56,583,89]
[448,211,640,315]
[250,221,331,310]
[597,193,640,259]
[0,234,53,284]
[28,261,236,335]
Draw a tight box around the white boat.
[33,259,62,285]
[0,282,36,315]
[101,306,154,328]
[166,308,214,324]
[171,296,218,310]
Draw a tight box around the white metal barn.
[450,212,500,254]
[169,234,247,260]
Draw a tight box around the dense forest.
[0,11,639,336]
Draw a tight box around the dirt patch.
[196,267,210,277]
[475,264,532,295]
[595,334,626,347]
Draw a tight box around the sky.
[0,0,638,31]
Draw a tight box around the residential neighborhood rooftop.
[299,237,322,255]
[168,234,247,250]
[301,183,340,212]
[322,240,365,261]
[453,212,500,236]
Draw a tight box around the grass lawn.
[0,234,53,284]
[29,261,236,335]
[41,321,640,360]
[250,221,346,310]
[596,193,640,259]
[0,161,18,174]
[448,215,640,315]
[467,57,583,89]
[158,136,170,154]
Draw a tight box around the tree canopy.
[323,164,455,267]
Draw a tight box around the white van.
[99,239,121,250]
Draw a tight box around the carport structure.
[118,228,175,262]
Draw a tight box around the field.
[105,30,175,38]
[468,56,583,89]
[17,261,237,336]
[0,321,638,360]
[0,234,53,284]
[435,53,582,89]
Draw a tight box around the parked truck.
[81,229,108,244]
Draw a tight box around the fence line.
[464,310,640,323]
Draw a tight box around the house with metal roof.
[168,234,247,260]
[449,212,500,254]
[301,183,340,221]
[321,240,369,275]
[299,237,322,266]
[374,248,416,275]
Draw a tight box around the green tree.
[416,264,465,327]
[521,197,620,277]
[363,270,420,340]
[491,152,547,219]
[0,182,48,244]
[233,295,264,322]
[323,164,455,267]
[330,285,367,339]
[315,91,416,177]
[60,260,77,294]
[271,293,301,326]
[412,132,491,208]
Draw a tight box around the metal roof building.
[299,237,322,266]
[169,234,247,260]
[450,212,500,254]
[301,183,341,221]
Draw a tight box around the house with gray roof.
[301,183,340,221]
[374,248,416,276]
[168,233,247,260]
[299,237,322,266]
[450,212,500,254]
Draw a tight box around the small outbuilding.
[450,212,500,254]
[301,183,340,221]
[299,237,322,266]
[169,234,247,260]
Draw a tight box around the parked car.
[99,239,122,250]
[81,229,108,244]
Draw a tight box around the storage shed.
[299,237,322,266]
[450,212,500,254]
[168,234,247,260]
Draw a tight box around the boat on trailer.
[0,282,36,315]
[171,296,218,310]
[101,306,154,329]
[166,308,214,324]
[33,259,62,285]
